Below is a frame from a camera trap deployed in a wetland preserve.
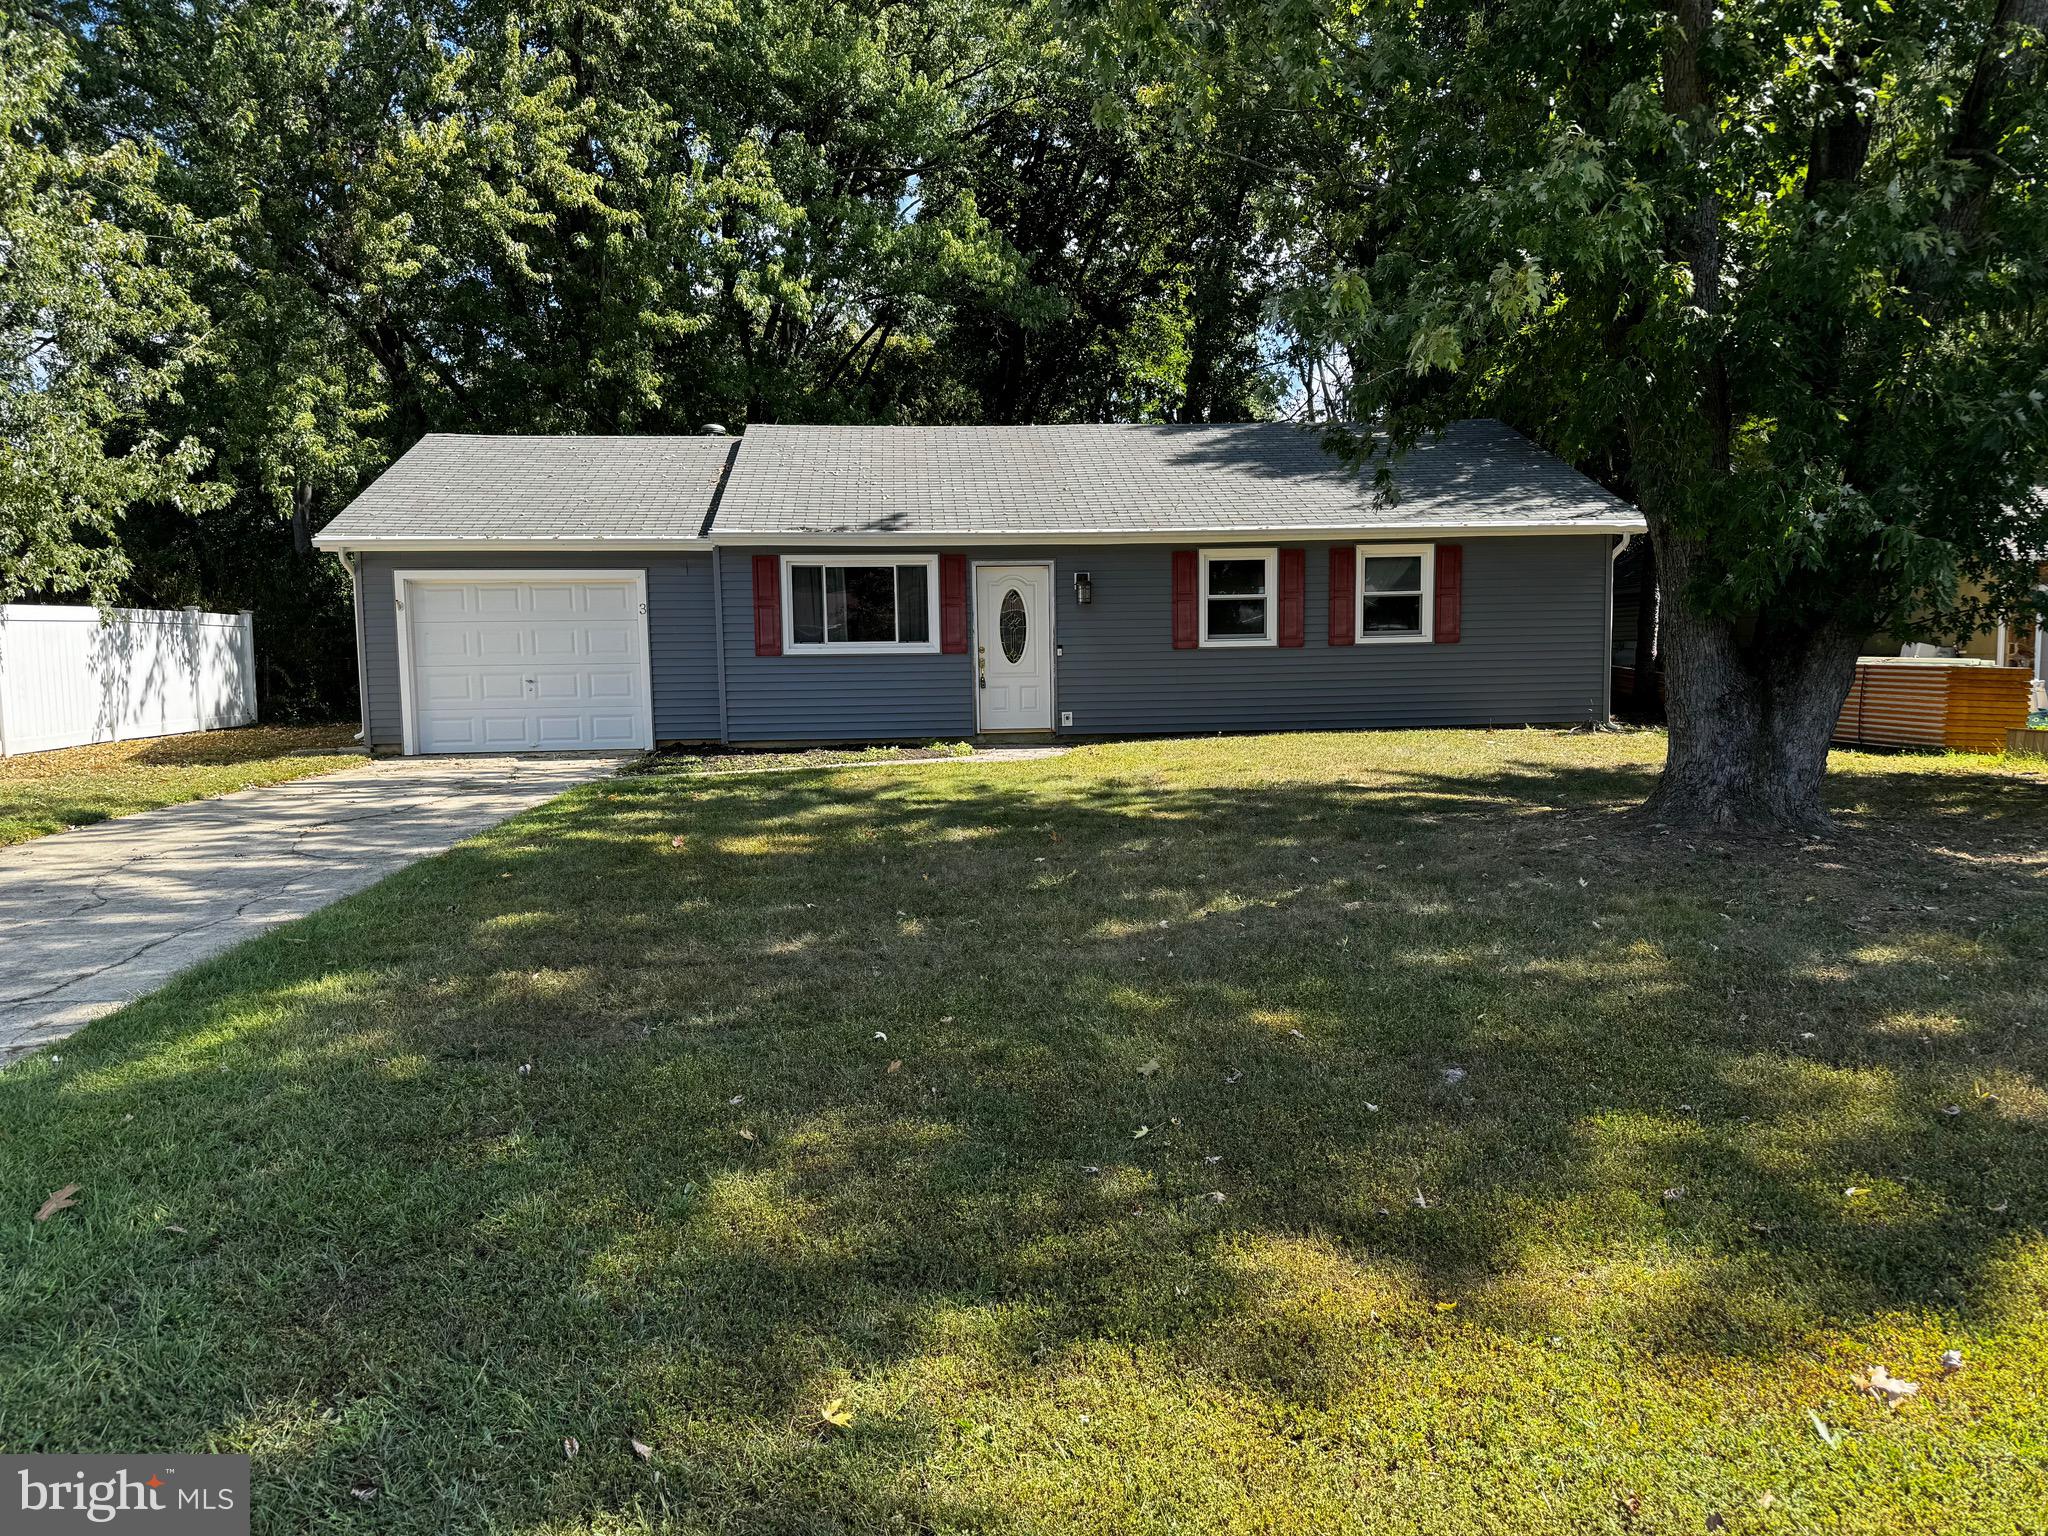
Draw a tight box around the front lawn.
[0,724,363,845]
[3,730,2044,1533]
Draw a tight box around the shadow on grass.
[2,740,2043,1530]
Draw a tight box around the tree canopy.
[1095,0,2048,826]
[10,0,1294,708]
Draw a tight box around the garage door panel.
[420,673,476,704]
[474,585,525,616]
[475,624,527,660]
[530,626,579,659]
[406,577,651,754]
[528,584,578,617]
[412,586,472,620]
[477,672,526,702]
[583,625,633,659]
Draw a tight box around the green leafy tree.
[0,13,222,604]
[1103,0,2048,830]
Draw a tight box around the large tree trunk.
[1638,529,1865,835]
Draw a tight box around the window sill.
[1197,637,1277,649]
[784,643,943,656]
[1354,634,1434,645]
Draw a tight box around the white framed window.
[782,555,940,653]
[1356,543,1435,643]
[1199,547,1278,647]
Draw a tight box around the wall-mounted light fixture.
[1074,571,1093,605]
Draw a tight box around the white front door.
[975,563,1053,731]
[403,576,652,754]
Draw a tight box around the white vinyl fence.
[0,605,257,757]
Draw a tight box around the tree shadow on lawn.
[3,745,2044,1531]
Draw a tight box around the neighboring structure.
[0,606,256,757]
[313,421,1646,754]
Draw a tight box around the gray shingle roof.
[313,435,734,546]
[315,419,1643,548]
[711,418,1641,538]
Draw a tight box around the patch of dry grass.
[0,724,361,844]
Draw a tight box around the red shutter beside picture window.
[939,553,968,653]
[1433,543,1463,644]
[1327,547,1355,645]
[752,555,781,656]
[1171,550,1198,649]
[1277,548,1305,647]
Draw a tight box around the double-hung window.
[783,556,939,653]
[1356,544,1435,642]
[1198,548,1278,647]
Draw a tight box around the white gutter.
[317,520,1642,556]
[314,536,715,553]
[700,520,1646,549]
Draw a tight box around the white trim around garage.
[392,568,654,756]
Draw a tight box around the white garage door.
[402,576,652,754]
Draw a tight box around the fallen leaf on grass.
[350,1483,378,1502]
[1854,1366,1919,1407]
[1132,1125,1151,1140]
[34,1184,80,1222]
[1137,1057,1160,1077]
[1941,1350,1964,1373]
[1433,1300,1457,1313]
[819,1398,854,1430]
[161,1224,186,1235]
[737,1128,756,1143]
[1807,1411,1838,1448]
[630,1437,654,1462]
[669,835,687,849]
[563,1437,579,1460]
[886,1060,902,1074]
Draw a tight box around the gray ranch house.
[312,420,1645,754]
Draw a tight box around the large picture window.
[783,556,939,652]
[1198,548,1277,647]
[1356,544,1435,642]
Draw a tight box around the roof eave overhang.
[312,535,714,553]
[706,519,1645,547]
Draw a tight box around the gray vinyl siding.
[719,550,977,741]
[357,551,719,749]
[718,536,1613,743]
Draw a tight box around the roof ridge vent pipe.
[700,422,729,436]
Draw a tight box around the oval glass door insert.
[999,589,1027,663]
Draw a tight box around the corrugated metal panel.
[358,552,719,748]
[717,537,1612,743]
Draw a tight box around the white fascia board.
[313,535,713,553]
[704,519,1646,547]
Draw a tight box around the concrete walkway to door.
[0,753,624,1064]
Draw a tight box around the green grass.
[0,724,363,845]
[3,729,2045,1533]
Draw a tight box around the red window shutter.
[939,553,968,654]
[752,555,781,656]
[1434,543,1463,644]
[1327,547,1355,645]
[1171,549,1198,649]
[1277,548,1305,647]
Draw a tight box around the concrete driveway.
[0,753,624,1064]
